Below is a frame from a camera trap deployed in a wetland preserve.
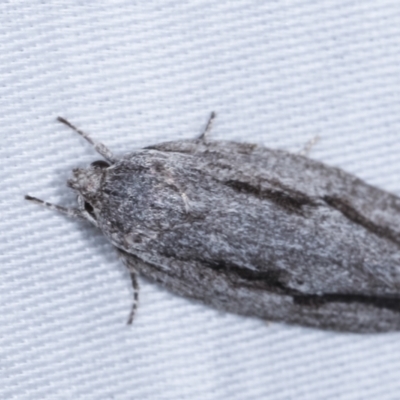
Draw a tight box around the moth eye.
[91,160,110,169]
[84,201,94,214]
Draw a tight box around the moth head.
[25,118,118,226]
[67,159,111,211]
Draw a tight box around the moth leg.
[57,117,117,164]
[25,195,97,226]
[198,111,216,141]
[127,271,139,325]
[298,135,320,156]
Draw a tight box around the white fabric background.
[1,1,400,399]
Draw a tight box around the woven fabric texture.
[1,1,400,399]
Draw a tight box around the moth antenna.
[25,195,87,221]
[57,117,117,164]
[198,111,216,141]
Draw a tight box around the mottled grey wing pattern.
[146,139,400,291]
[149,139,400,237]
[95,139,400,332]
[117,244,400,333]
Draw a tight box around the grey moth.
[26,113,400,333]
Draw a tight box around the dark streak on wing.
[224,179,317,214]
[293,293,400,312]
[323,196,400,247]
[196,259,400,314]
[205,261,400,312]
[209,260,400,313]
[203,259,291,293]
[159,248,400,313]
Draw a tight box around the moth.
[26,113,400,333]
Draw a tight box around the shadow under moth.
[26,113,400,333]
